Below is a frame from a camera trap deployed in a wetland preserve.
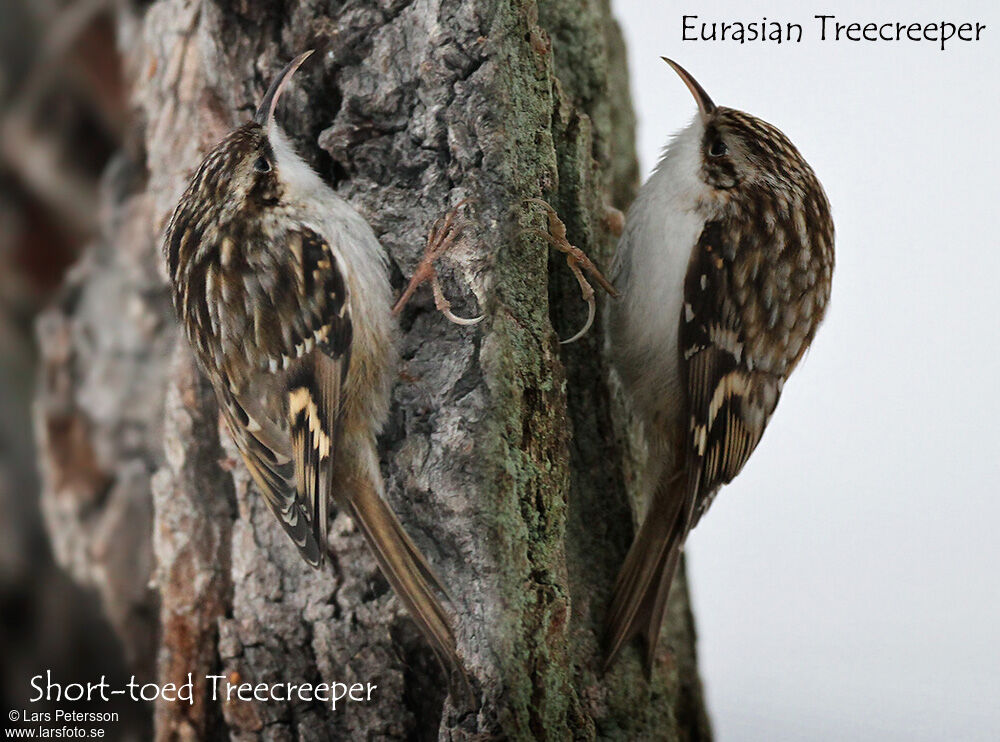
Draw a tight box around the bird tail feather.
[604,472,694,671]
[345,477,467,688]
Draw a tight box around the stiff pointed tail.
[345,477,468,690]
[603,473,695,671]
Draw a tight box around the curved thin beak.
[661,57,716,119]
[254,50,315,130]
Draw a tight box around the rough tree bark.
[34,0,711,738]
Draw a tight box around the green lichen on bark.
[473,0,711,738]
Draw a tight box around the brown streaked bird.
[163,51,479,682]
[605,58,834,669]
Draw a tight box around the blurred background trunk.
[14,0,712,738]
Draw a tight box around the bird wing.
[215,382,325,562]
[216,226,352,567]
[679,221,784,525]
[283,227,353,567]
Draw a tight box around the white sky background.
[611,1,1000,740]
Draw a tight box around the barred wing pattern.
[167,215,353,566]
[680,220,784,525]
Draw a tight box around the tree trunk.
[34,0,711,738]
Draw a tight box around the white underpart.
[267,126,396,426]
[269,126,391,282]
[609,116,715,428]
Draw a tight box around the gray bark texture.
[34,0,712,739]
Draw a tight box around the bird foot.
[392,199,484,326]
[523,198,618,344]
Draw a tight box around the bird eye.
[253,156,271,173]
[709,139,728,157]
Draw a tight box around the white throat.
[268,125,330,199]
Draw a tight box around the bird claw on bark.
[523,197,618,344]
[392,198,484,326]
